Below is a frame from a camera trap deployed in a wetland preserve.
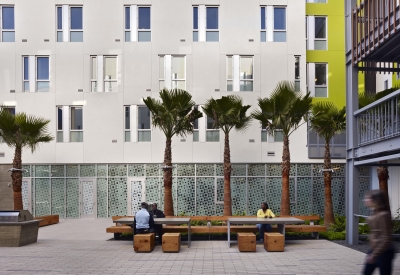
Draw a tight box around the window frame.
[70,106,83,142]
[124,106,131,142]
[36,56,50,93]
[137,106,151,142]
[206,116,219,142]
[295,56,301,91]
[56,107,63,142]
[159,55,186,90]
[69,6,83,42]
[193,118,199,142]
[171,55,186,90]
[273,6,287,42]
[0,5,15,42]
[260,6,286,42]
[314,16,327,50]
[205,6,219,42]
[314,63,328,98]
[90,56,97,92]
[103,56,118,92]
[56,5,83,42]
[137,6,151,42]
[239,56,254,92]
[193,6,199,41]
[23,56,29,92]
[226,55,254,92]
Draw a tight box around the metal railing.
[352,0,400,64]
[355,89,400,146]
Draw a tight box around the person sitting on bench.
[149,203,165,244]
[134,202,154,235]
[256,202,275,242]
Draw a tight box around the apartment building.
[0,0,351,218]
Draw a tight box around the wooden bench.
[106,215,326,239]
[34,215,59,227]
[106,216,134,239]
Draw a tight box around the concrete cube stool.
[162,233,181,252]
[134,233,155,252]
[264,232,284,252]
[237,232,256,252]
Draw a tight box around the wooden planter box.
[0,220,41,247]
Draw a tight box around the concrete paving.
[0,219,399,275]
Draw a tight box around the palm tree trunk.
[377,161,391,213]
[323,142,335,227]
[223,132,232,216]
[11,147,23,210]
[280,135,290,216]
[163,138,174,216]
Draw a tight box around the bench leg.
[312,232,319,239]
[114,233,121,240]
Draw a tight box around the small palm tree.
[202,95,252,216]
[309,102,346,227]
[252,81,312,216]
[143,89,202,216]
[0,107,54,210]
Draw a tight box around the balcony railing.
[355,89,400,146]
[352,0,400,64]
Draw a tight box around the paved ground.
[1,219,399,275]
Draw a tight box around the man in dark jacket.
[149,203,165,244]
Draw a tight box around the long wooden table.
[227,217,304,247]
[114,217,192,248]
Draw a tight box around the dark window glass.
[125,7,130,29]
[2,7,14,29]
[37,57,49,80]
[261,7,265,30]
[57,108,63,130]
[315,64,327,85]
[23,57,29,80]
[206,7,218,29]
[315,18,326,38]
[295,57,300,79]
[138,7,150,29]
[3,107,15,115]
[71,107,83,130]
[57,7,62,29]
[193,119,198,129]
[207,116,215,129]
[193,7,198,29]
[138,107,150,129]
[125,107,130,129]
[274,8,286,30]
[70,7,83,30]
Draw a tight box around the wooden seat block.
[264,233,284,252]
[237,232,256,252]
[162,233,181,253]
[134,233,155,252]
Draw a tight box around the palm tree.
[252,81,312,216]
[309,102,346,227]
[358,86,399,213]
[202,95,252,216]
[143,89,202,216]
[0,107,54,210]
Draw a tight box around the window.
[227,55,253,92]
[384,80,389,90]
[56,6,83,42]
[57,107,63,142]
[2,106,15,115]
[138,106,151,142]
[125,6,151,42]
[308,130,346,159]
[193,6,219,42]
[70,107,83,142]
[306,0,327,3]
[193,119,199,142]
[159,55,186,90]
[125,106,131,142]
[307,63,327,97]
[315,64,327,97]
[261,128,283,142]
[206,116,219,142]
[23,56,50,93]
[260,6,286,42]
[295,56,300,91]
[90,56,118,92]
[1,6,15,42]
[306,16,327,50]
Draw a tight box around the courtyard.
[0,219,399,275]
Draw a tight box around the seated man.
[256,202,275,242]
[134,202,154,235]
[149,203,165,244]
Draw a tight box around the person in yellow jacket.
[256,202,275,241]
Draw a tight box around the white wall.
[0,0,317,165]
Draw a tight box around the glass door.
[80,178,96,219]
[127,177,146,216]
